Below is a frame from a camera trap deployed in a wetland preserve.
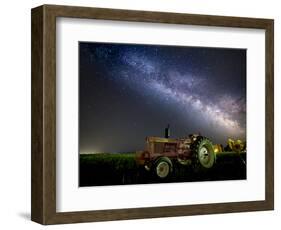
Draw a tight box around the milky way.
[79,42,246,153]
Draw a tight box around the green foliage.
[80,153,137,170]
[79,152,246,186]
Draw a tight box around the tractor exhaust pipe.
[165,124,170,138]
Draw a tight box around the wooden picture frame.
[31,4,274,225]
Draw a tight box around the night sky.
[79,42,246,153]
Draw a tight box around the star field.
[79,42,246,153]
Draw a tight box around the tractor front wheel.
[154,157,173,179]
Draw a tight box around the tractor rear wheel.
[192,137,216,170]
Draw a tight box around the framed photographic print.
[31,4,274,225]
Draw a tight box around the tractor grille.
[154,142,164,153]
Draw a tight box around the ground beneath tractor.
[79,152,246,187]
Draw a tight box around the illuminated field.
[79,152,246,186]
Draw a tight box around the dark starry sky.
[79,42,246,153]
